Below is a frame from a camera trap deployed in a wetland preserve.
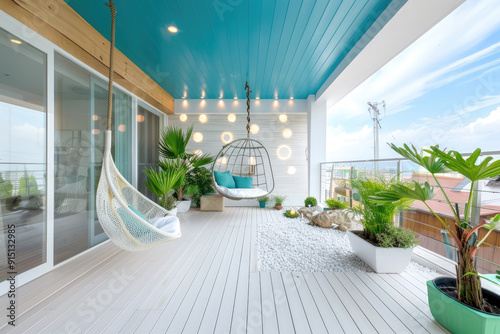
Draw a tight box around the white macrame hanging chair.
[96,1,181,252]
[211,82,275,200]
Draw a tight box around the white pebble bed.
[258,213,436,274]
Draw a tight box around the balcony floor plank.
[2,207,449,333]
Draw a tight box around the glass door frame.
[0,11,55,292]
[88,78,108,247]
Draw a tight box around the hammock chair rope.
[245,82,251,137]
[96,1,181,251]
[105,1,115,131]
[211,82,275,200]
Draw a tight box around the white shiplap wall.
[168,100,308,206]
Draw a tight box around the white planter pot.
[347,230,414,273]
[166,208,178,216]
[176,199,191,213]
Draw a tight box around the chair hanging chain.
[245,81,252,138]
[106,0,116,131]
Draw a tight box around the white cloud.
[328,106,500,161]
[387,106,500,152]
[326,125,374,160]
[328,0,500,121]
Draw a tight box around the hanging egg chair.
[211,82,275,200]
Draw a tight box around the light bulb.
[282,128,292,138]
[250,124,259,134]
[193,132,203,143]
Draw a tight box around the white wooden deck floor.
[0,207,449,333]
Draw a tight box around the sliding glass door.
[0,28,47,281]
[54,53,132,264]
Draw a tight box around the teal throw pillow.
[128,205,148,221]
[233,175,253,188]
[214,170,236,188]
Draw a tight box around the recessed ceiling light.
[290,96,294,100]
[10,39,22,45]
[256,96,260,100]
[234,96,238,100]
[167,26,178,33]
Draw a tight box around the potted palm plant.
[371,144,500,333]
[143,161,188,216]
[272,194,286,210]
[158,125,214,212]
[347,177,420,273]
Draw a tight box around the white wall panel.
[168,106,308,206]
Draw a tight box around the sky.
[326,0,500,161]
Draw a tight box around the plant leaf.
[370,181,435,204]
[389,143,448,174]
[159,125,194,159]
[428,146,500,182]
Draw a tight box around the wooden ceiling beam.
[2,0,174,114]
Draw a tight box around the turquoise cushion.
[233,175,253,188]
[214,170,236,188]
[128,205,148,221]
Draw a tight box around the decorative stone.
[305,208,355,231]
[311,210,335,228]
[332,209,354,231]
[298,206,322,221]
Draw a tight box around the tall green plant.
[158,125,214,201]
[371,144,500,310]
[351,177,413,243]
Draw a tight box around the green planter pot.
[259,201,266,208]
[427,277,500,334]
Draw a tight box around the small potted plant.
[272,194,286,210]
[257,195,269,208]
[372,144,500,333]
[304,197,317,207]
[347,177,420,273]
[324,199,349,210]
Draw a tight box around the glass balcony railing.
[320,151,500,274]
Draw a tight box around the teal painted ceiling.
[65,0,405,100]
